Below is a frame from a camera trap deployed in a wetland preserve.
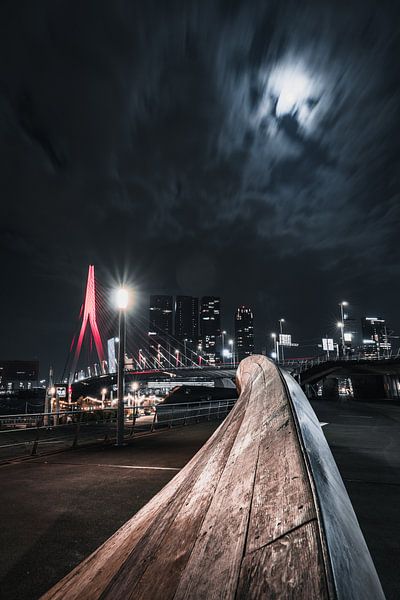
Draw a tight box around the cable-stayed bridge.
[64,265,231,387]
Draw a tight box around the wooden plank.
[245,399,316,553]
[42,356,331,600]
[42,390,248,600]
[173,363,271,600]
[100,390,250,599]
[236,520,329,599]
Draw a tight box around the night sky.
[1,1,399,376]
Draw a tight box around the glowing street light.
[271,333,278,361]
[115,287,131,446]
[115,288,129,310]
[228,339,234,365]
[338,301,348,357]
[221,330,227,363]
[279,319,285,361]
[198,344,203,366]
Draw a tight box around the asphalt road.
[0,421,221,600]
[311,398,400,600]
[1,400,399,599]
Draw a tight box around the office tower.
[174,296,199,343]
[175,296,199,365]
[200,297,221,364]
[149,295,173,366]
[235,306,255,362]
[0,360,39,393]
[361,317,390,357]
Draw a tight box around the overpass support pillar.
[383,374,400,400]
[303,383,318,400]
[321,378,339,401]
[351,374,386,401]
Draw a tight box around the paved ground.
[0,422,221,600]
[1,401,399,599]
[311,398,400,600]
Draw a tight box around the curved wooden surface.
[42,356,383,600]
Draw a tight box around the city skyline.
[0,1,399,378]
[1,263,398,378]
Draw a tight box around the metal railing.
[279,348,400,373]
[0,399,236,463]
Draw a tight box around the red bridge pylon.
[69,265,105,383]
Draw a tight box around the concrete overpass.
[286,354,400,401]
[71,366,237,401]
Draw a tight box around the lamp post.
[279,319,285,361]
[229,339,234,365]
[50,386,56,426]
[115,287,129,447]
[221,330,226,364]
[198,344,203,366]
[271,333,278,361]
[183,339,188,366]
[338,301,348,357]
[44,366,53,426]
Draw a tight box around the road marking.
[40,461,181,471]
[98,464,181,471]
[338,415,373,418]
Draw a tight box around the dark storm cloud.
[1,0,399,370]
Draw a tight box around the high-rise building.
[361,317,390,357]
[149,295,173,366]
[0,360,39,393]
[174,296,199,343]
[234,306,255,362]
[200,297,221,364]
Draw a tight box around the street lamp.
[49,386,56,426]
[271,333,278,361]
[338,301,348,357]
[198,344,203,366]
[221,330,227,363]
[228,339,234,365]
[175,349,180,367]
[115,287,130,447]
[279,319,285,361]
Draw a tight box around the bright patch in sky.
[271,68,313,116]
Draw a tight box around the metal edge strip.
[280,368,385,600]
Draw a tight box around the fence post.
[30,422,41,456]
[150,409,157,433]
[102,410,111,443]
[130,414,136,437]
[169,405,175,429]
[72,412,83,449]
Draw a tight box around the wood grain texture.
[41,356,331,600]
[236,521,329,600]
